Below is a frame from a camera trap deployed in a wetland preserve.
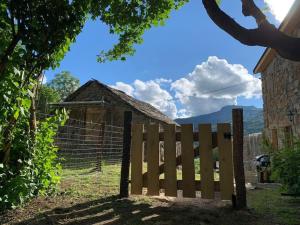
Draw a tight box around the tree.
[47,71,80,100]
[202,0,300,61]
[0,0,188,164]
[0,0,188,79]
[2,0,297,164]
[36,85,61,113]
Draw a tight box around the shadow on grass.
[14,195,263,225]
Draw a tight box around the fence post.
[119,111,132,198]
[96,123,105,172]
[232,108,247,209]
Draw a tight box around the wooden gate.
[130,123,235,200]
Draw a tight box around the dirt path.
[1,187,299,225]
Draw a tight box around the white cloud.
[264,0,295,21]
[133,80,177,119]
[111,57,261,119]
[111,82,134,96]
[171,56,261,116]
[111,79,178,119]
[154,78,172,84]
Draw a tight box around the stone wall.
[262,47,300,148]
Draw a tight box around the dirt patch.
[1,194,269,225]
[1,186,300,225]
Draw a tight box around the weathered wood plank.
[181,124,196,198]
[164,124,177,197]
[217,123,234,200]
[143,132,217,146]
[141,177,220,192]
[199,124,214,199]
[130,123,144,195]
[146,124,160,196]
[142,131,217,179]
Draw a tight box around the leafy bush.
[0,110,67,210]
[271,140,300,195]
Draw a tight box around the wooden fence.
[130,123,234,200]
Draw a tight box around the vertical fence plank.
[164,124,177,197]
[131,124,144,195]
[119,111,132,198]
[199,124,214,199]
[217,123,234,200]
[147,124,160,195]
[181,124,196,198]
[232,108,247,209]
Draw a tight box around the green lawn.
[59,163,121,197]
[2,162,299,225]
[248,186,300,225]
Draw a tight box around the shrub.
[0,110,67,210]
[271,140,300,195]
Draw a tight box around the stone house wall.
[261,30,300,148]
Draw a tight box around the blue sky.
[45,0,293,118]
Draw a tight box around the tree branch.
[241,0,266,26]
[202,0,300,61]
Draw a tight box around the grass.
[59,163,121,198]
[1,164,300,225]
[248,186,300,225]
[40,165,300,225]
[59,159,220,199]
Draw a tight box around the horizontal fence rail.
[130,123,234,200]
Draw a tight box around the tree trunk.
[29,85,37,141]
[0,118,17,164]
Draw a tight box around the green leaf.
[13,109,20,120]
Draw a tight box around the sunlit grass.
[59,159,219,198]
[60,163,121,198]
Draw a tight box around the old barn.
[53,79,176,126]
[52,80,176,169]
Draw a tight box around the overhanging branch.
[202,0,300,61]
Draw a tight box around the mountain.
[175,105,264,134]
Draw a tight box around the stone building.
[254,1,300,148]
[53,79,176,126]
[51,80,176,168]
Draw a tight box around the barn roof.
[63,80,176,125]
[254,0,300,74]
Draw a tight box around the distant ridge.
[175,105,264,134]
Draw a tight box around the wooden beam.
[119,111,132,198]
[232,109,247,209]
[146,124,160,196]
[218,123,234,201]
[164,124,177,197]
[181,124,196,198]
[130,124,144,195]
[199,124,215,199]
